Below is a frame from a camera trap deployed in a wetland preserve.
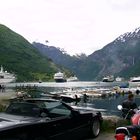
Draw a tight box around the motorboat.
[54,72,67,82]
[102,75,114,82]
[0,66,16,84]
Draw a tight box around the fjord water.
[6,81,139,117]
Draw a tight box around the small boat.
[102,75,114,82]
[0,66,16,84]
[54,72,67,82]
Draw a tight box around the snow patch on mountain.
[114,27,140,44]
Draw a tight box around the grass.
[0,102,7,112]
[101,116,131,133]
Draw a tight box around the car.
[0,98,103,140]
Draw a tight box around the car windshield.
[26,100,72,117]
[5,102,40,117]
[5,100,72,118]
[44,101,71,116]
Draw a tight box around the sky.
[0,0,140,55]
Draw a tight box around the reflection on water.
[6,81,140,117]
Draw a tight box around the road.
[86,133,115,140]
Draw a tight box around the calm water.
[7,81,129,88]
[6,81,140,117]
[74,95,140,117]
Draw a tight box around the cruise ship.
[129,76,140,87]
[130,76,140,82]
[0,66,16,84]
[67,76,79,82]
[54,72,67,82]
[102,75,114,82]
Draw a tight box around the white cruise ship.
[129,76,140,87]
[130,76,140,82]
[0,66,16,84]
[67,76,79,82]
[54,72,67,82]
[102,75,114,82]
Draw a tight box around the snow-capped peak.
[114,27,140,44]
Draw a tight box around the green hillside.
[0,24,60,82]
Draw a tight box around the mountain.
[32,42,87,79]
[32,42,102,81]
[88,27,140,80]
[0,24,69,82]
[33,27,140,81]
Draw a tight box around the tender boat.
[0,66,16,84]
[54,72,67,82]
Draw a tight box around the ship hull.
[0,78,15,84]
[55,79,67,82]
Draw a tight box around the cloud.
[0,0,140,55]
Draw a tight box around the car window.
[46,102,71,116]
[8,100,72,117]
[44,101,61,109]
[5,102,40,117]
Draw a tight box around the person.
[122,93,137,110]
[122,93,137,119]
[136,89,140,95]
[83,93,88,103]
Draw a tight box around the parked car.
[0,98,103,140]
